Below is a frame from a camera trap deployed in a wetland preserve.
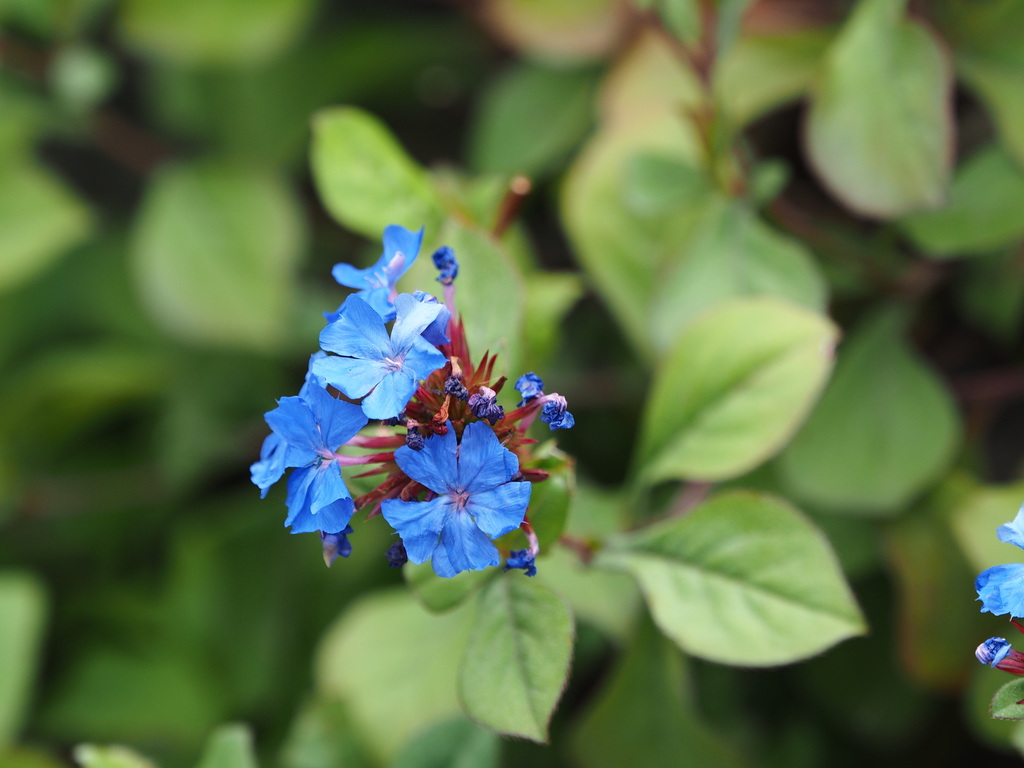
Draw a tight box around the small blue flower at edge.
[260,382,369,535]
[329,225,423,322]
[314,293,447,420]
[976,503,1024,618]
[380,421,532,578]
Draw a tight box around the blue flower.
[976,504,1024,618]
[541,394,575,430]
[514,372,544,406]
[411,290,450,346]
[314,293,447,420]
[330,225,423,321]
[262,382,368,534]
[432,245,458,285]
[504,549,537,577]
[468,386,504,425]
[977,637,1013,667]
[321,526,354,566]
[381,421,531,577]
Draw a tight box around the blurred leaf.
[316,590,469,763]
[71,745,156,768]
[993,680,1024,720]
[806,0,952,218]
[948,481,1024,574]
[571,614,744,768]
[118,0,315,66]
[311,107,444,240]
[659,0,700,47]
[0,748,65,768]
[776,306,960,514]
[716,28,832,128]
[483,0,626,63]
[901,145,1024,256]
[521,272,583,368]
[942,0,1024,170]
[0,160,91,293]
[522,455,572,549]
[622,153,713,217]
[390,718,499,768]
[459,576,573,742]
[957,248,1024,344]
[0,573,47,749]
[131,162,304,351]
[404,563,493,614]
[278,700,373,768]
[649,199,827,348]
[534,547,639,643]
[41,650,225,746]
[48,45,118,113]
[195,724,257,768]
[639,298,837,484]
[596,491,866,665]
[469,63,598,178]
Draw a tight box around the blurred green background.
[4,0,1024,766]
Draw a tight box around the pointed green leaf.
[458,576,574,742]
[0,160,91,293]
[901,145,1024,257]
[195,724,257,768]
[993,679,1024,720]
[72,746,157,768]
[596,492,866,666]
[806,0,953,218]
[315,590,468,763]
[0,573,47,749]
[571,615,743,768]
[131,162,304,351]
[639,298,837,484]
[776,306,960,514]
[310,107,443,239]
[404,563,493,614]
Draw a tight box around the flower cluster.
[251,225,574,577]
[974,504,1024,676]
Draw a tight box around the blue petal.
[303,384,369,448]
[412,291,450,346]
[331,262,378,290]
[434,510,500,577]
[251,432,287,497]
[284,466,316,529]
[977,563,1024,617]
[381,224,423,281]
[360,369,419,420]
[310,461,352,515]
[402,338,447,382]
[312,355,387,401]
[285,465,355,534]
[298,351,329,399]
[467,482,532,539]
[381,496,451,563]
[391,293,443,350]
[393,425,458,494]
[457,421,520,494]
[998,504,1024,550]
[265,397,320,460]
[319,295,391,359]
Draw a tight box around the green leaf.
[310,107,443,240]
[404,563,493,614]
[956,248,1024,344]
[776,306,960,514]
[522,451,573,549]
[315,590,469,763]
[521,272,583,368]
[621,154,713,218]
[195,724,257,768]
[0,573,47,749]
[598,491,865,665]
[118,0,316,65]
[0,160,91,293]
[649,199,827,349]
[993,680,1024,720]
[458,576,574,742]
[658,0,700,47]
[806,0,953,218]
[639,298,837,484]
[948,480,1024,573]
[71,745,157,768]
[390,718,499,768]
[131,162,304,351]
[469,63,598,178]
[483,0,625,63]
[278,700,373,768]
[901,145,1024,256]
[715,29,832,128]
[571,614,744,768]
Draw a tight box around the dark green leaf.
[776,306,960,514]
[806,0,953,218]
[639,298,837,483]
[901,145,1024,256]
[404,563,493,614]
[458,576,574,742]
[390,718,499,768]
[956,248,1024,344]
[596,491,866,665]
[310,107,444,239]
[131,162,304,351]
[0,573,47,749]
